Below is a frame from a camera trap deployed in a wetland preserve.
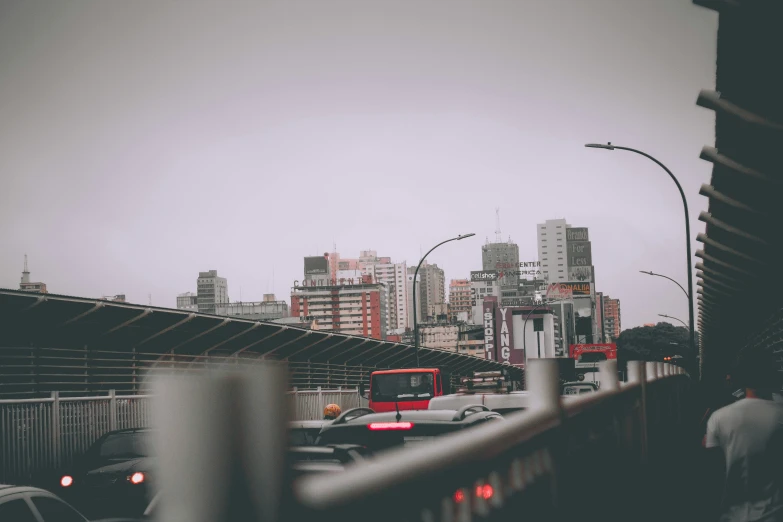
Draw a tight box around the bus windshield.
[372,373,434,402]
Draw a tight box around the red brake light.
[368,422,414,431]
[453,490,465,503]
[129,472,145,485]
[479,484,495,500]
[60,475,73,487]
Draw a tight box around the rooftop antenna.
[21,254,30,284]
[495,207,502,242]
[148,294,152,306]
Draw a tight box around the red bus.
[360,368,446,413]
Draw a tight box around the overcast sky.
[0,0,717,329]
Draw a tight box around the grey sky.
[0,0,717,329]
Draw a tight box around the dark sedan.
[56,428,154,519]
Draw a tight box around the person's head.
[323,403,341,420]
[732,349,780,396]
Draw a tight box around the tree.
[616,322,690,363]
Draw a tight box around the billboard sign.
[304,256,329,275]
[495,306,516,365]
[566,227,589,242]
[482,297,498,361]
[566,241,592,267]
[471,270,498,282]
[568,266,593,282]
[569,343,617,360]
[546,282,591,299]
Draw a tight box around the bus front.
[368,369,441,412]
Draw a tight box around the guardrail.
[0,387,363,483]
[151,359,693,522]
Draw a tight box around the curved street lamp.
[640,270,689,300]
[413,233,476,366]
[585,142,696,361]
[658,313,689,330]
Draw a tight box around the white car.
[0,484,129,522]
[428,392,534,416]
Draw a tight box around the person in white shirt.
[705,348,783,522]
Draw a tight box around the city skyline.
[0,1,716,331]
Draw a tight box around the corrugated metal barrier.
[0,387,361,483]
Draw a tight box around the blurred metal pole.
[152,363,290,522]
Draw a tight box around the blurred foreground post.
[151,363,290,522]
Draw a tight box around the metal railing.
[0,346,394,398]
[0,387,362,484]
[151,359,694,522]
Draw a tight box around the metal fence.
[0,346,429,399]
[0,387,361,484]
[149,360,695,522]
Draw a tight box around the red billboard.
[569,343,617,360]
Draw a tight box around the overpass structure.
[0,288,520,398]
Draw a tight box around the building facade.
[214,294,289,321]
[537,219,569,283]
[448,279,471,322]
[176,292,199,311]
[470,271,502,325]
[197,270,228,314]
[482,240,520,289]
[321,251,408,335]
[290,282,387,340]
[602,296,621,341]
[415,262,445,323]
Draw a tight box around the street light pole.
[413,233,476,367]
[585,142,696,362]
[658,313,689,330]
[640,270,689,300]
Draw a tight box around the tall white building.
[348,251,410,336]
[537,219,569,283]
[197,270,228,314]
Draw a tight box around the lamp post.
[658,313,689,330]
[640,270,689,299]
[585,142,696,362]
[413,233,476,367]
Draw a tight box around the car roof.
[372,368,438,375]
[289,420,330,429]
[336,409,485,425]
[428,393,531,411]
[289,444,365,453]
[0,485,55,496]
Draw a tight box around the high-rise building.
[536,219,569,283]
[409,262,445,323]
[197,270,228,314]
[448,279,471,322]
[19,255,48,294]
[324,250,409,335]
[602,296,622,341]
[177,292,199,311]
[482,240,520,289]
[290,282,387,340]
